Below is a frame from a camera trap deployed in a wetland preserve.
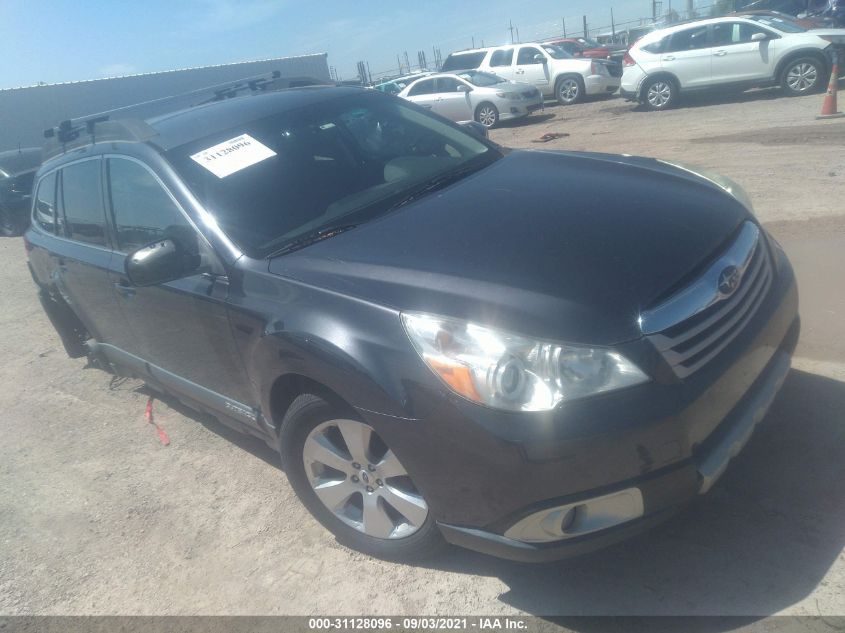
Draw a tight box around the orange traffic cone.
[818,52,844,120]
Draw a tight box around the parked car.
[0,148,41,236]
[733,8,837,28]
[621,14,845,110]
[543,38,625,76]
[373,72,435,96]
[741,0,845,25]
[398,71,542,128]
[440,43,620,104]
[28,85,799,562]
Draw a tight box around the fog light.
[504,488,644,543]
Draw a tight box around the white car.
[621,13,845,110]
[398,71,543,128]
[440,43,620,105]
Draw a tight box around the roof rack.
[40,70,332,160]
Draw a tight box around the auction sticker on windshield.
[190,134,277,178]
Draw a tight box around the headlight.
[659,160,754,211]
[495,91,521,99]
[401,313,649,412]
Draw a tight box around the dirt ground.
[2,87,845,618]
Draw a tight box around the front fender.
[229,269,436,426]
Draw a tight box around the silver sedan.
[398,71,543,128]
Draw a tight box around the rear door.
[51,158,128,346]
[514,46,551,90]
[710,21,778,83]
[661,24,713,88]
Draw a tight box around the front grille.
[641,222,773,378]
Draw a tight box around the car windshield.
[166,93,498,258]
[747,14,807,32]
[541,45,573,59]
[457,71,505,87]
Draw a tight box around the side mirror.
[125,238,200,287]
[460,121,489,140]
[533,53,547,63]
[457,84,471,93]
[751,32,768,42]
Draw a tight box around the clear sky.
[1,0,654,89]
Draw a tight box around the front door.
[103,156,256,420]
[514,46,551,90]
[431,77,473,122]
[710,22,778,84]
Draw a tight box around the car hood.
[268,150,749,345]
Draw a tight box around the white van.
[440,43,620,104]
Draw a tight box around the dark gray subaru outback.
[26,85,799,562]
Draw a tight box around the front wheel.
[642,77,677,111]
[474,102,499,128]
[781,58,825,96]
[556,76,584,105]
[281,394,445,561]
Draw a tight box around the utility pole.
[472,36,475,48]
[583,15,588,38]
[562,17,567,37]
[686,0,694,18]
[611,7,616,39]
[404,51,410,73]
[652,0,657,21]
[397,54,402,74]
[515,26,520,42]
[509,19,515,43]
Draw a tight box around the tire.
[0,204,19,237]
[781,57,826,96]
[280,393,446,561]
[556,75,584,105]
[474,102,499,128]
[642,76,677,111]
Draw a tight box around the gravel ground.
[1,87,844,617]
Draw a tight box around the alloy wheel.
[302,419,428,539]
[786,63,818,93]
[558,79,580,104]
[647,81,672,108]
[477,105,497,128]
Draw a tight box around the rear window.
[641,38,666,54]
[665,25,710,52]
[441,51,487,71]
[33,172,57,234]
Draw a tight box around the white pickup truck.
[440,42,620,104]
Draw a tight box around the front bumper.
[498,98,544,121]
[584,74,621,95]
[437,342,795,562]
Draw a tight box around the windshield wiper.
[387,161,490,213]
[266,223,358,258]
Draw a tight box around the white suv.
[621,13,845,110]
[441,43,620,105]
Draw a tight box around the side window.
[517,47,545,65]
[408,79,436,96]
[436,77,462,93]
[60,160,108,246]
[490,49,514,67]
[107,158,193,253]
[666,26,710,52]
[33,172,57,234]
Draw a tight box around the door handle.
[714,50,727,56]
[114,279,136,299]
[663,55,675,61]
[56,257,68,272]
[515,69,525,74]
[420,104,432,109]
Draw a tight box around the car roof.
[637,15,763,42]
[147,85,369,151]
[0,148,42,178]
